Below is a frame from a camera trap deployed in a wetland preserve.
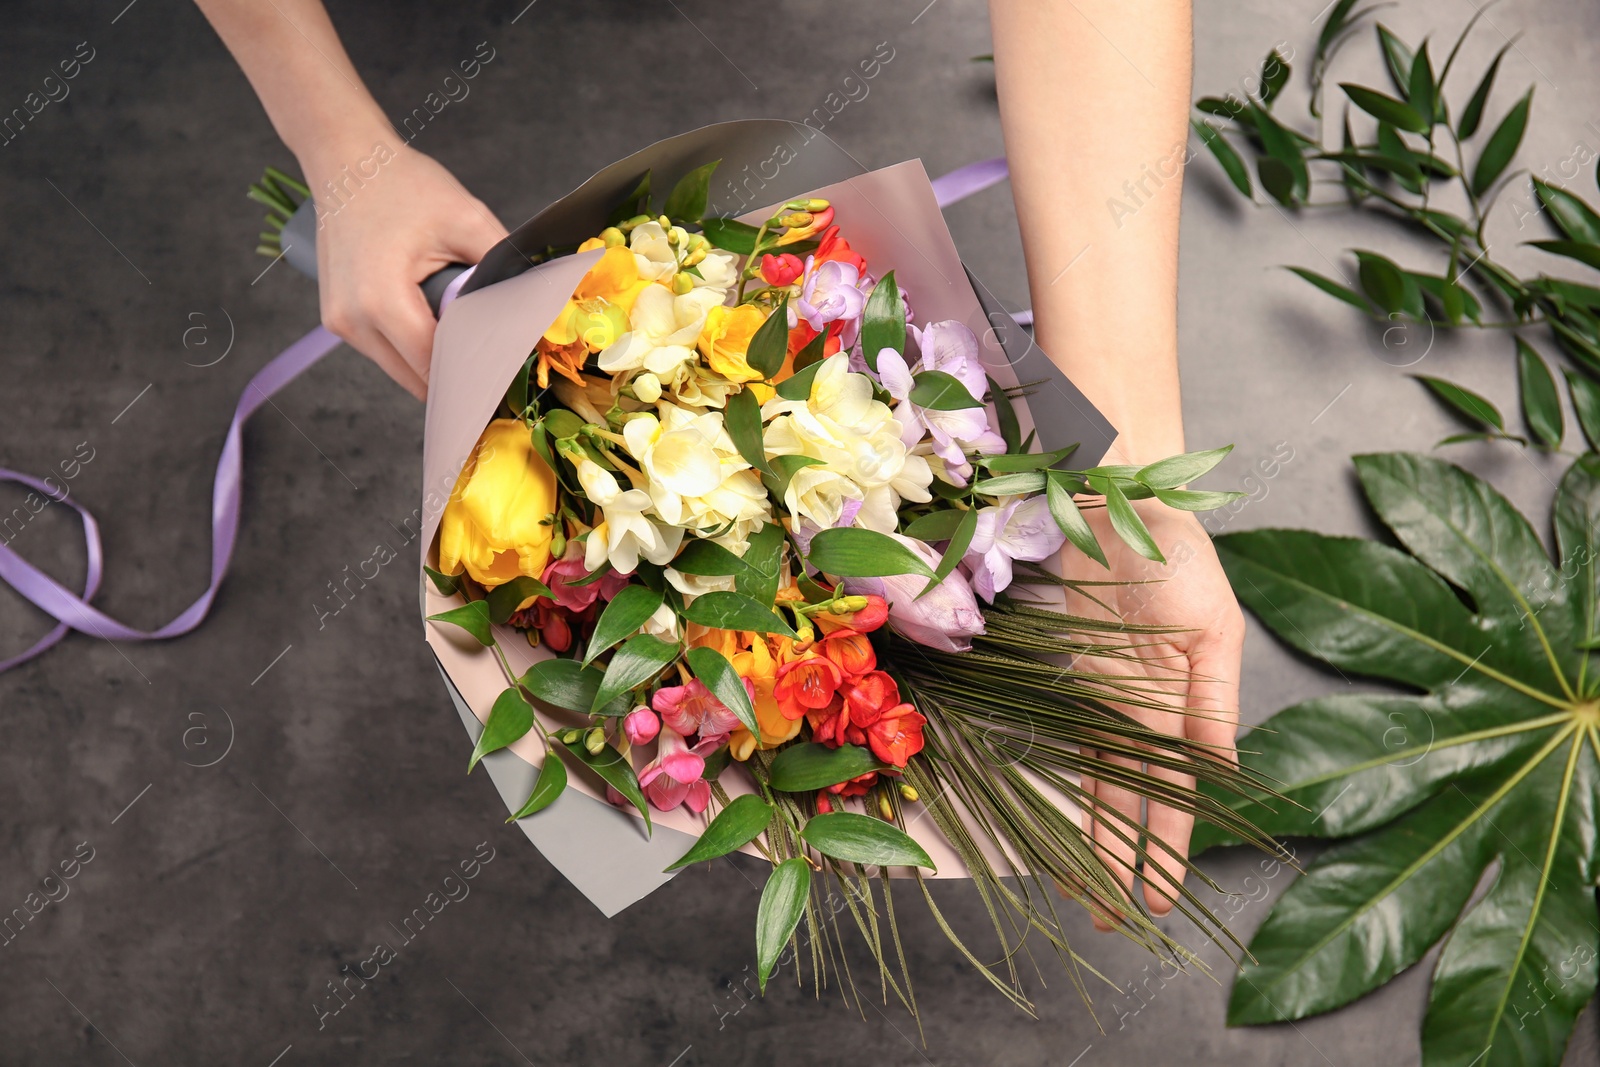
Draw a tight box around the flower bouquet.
[254,121,1272,1013]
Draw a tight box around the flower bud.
[682,247,708,267]
[560,729,583,745]
[671,272,695,296]
[802,198,830,212]
[899,783,919,802]
[778,211,813,230]
[632,372,662,404]
[657,214,671,230]
[667,225,688,247]
[600,226,625,247]
[584,726,607,755]
[619,214,651,233]
[623,706,660,746]
[877,794,895,821]
[833,595,869,614]
[815,791,834,814]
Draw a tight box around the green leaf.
[921,505,977,599]
[507,748,567,820]
[665,794,773,871]
[564,737,651,833]
[1100,479,1164,563]
[735,522,786,607]
[606,169,652,227]
[1046,472,1107,567]
[986,375,1022,453]
[590,634,679,713]
[682,590,797,638]
[1471,87,1532,196]
[1136,445,1233,489]
[800,812,936,870]
[743,296,790,380]
[1286,266,1370,313]
[662,159,719,223]
[902,508,968,542]
[806,527,934,579]
[1528,239,1600,271]
[520,658,632,716]
[701,217,760,255]
[485,574,555,624]
[583,585,665,666]
[1566,369,1600,451]
[775,358,823,401]
[861,271,905,372]
[979,444,1078,473]
[424,566,462,596]
[1412,374,1505,431]
[1456,43,1509,139]
[1532,178,1600,244]
[1376,24,1414,96]
[1341,83,1427,133]
[1260,49,1290,106]
[790,327,828,374]
[1406,40,1435,127]
[907,370,984,411]
[669,539,748,577]
[972,471,1047,497]
[1355,250,1421,318]
[1249,104,1308,202]
[1207,453,1600,1063]
[768,743,891,792]
[683,645,759,737]
[723,387,773,476]
[760,454,826,501]
[468,687,535,772]
[1516,338,1564,448]
[1152,488,1245,511]
[755,858,810,993]
[426,600,494,646]
[1192,119,1252,197]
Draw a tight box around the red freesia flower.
[815,225,867,274]
[759,252,805,287]
[824,769,878,797]
[774,654,844,721]
[843,670,900,728]
[818,629,876,677]
[867,704,926,767]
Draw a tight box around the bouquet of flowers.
[254,121,1272,1015]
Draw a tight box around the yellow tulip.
[544,246,651,349]
[728,637,801,760]
[696,304,770,384]
[437,419,558,588]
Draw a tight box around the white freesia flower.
[639,601,681,640]
[627,221,680,283]
[575,458,683,574]
[620,403,771,541]
[664,568,737,598]
[598,285,724,378]
[761,353,932,531]
[692,249,741,291]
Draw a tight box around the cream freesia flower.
[575,457,683,574]
[597,284,724,379]
[620,403,771,540]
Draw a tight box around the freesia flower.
[867,704,926,766]
[542,246,650,348]
[651,677,749,740]
[843,535,986,652]
[623,706,660,746]
[963,496,1066,601]
[620,402,771,541]
[774,653,844,721]
[775,204,835,246]
[760,253,805,287]
[815,225,866,274]
[575,458,683,575]
[876,321,1006,487]
[795,259,868,333]
[638,727,717,813]
[438,419,558,587]
[728,638,802,760]
[597,284,724,380]
[696,304,770,384]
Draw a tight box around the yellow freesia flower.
[544,246,651,349]
[437,419,558,588]
[696,304,769,384]
[729,638,802,760]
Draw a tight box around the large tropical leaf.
[1200,451,1600,1067]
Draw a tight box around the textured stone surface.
[0,0,1595,1064]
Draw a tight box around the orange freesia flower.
[774,653,844,721]
[697,304,769,383]
[532,335,589,389]
[728,638,802,760]
[543,246,650,349]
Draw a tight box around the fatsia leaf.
[1192,119,1252,197]
[1412,374,1505,431]
[755,858,810,993]
[1204,452,1600,1066]
[1515,338,1564,448]
[665,794,773,871]
[1471,87,1533,196]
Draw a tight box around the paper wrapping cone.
[420,120,1115,915]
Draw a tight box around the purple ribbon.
[1,163,1016,672]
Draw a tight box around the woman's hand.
[302,143,507,399]
[1058,497,1244,928]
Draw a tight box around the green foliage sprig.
[1191,0,1600,452]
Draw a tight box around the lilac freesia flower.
[962,496,1066,602]
[795,259,869,332]
[843,534,986,652]
[877,320,1006,486]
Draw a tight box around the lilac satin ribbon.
[0,162,1017,672]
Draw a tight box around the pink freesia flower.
[962,496,1066,601]
[794,259,869,332]
[541,544,606,612]
[623,706,661,746]
[877,320,1006,486]
[638,727,717,813]
[844,534,986,652]
[651,678,750,740]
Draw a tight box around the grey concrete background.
[1,0,1596,1064]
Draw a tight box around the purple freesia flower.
[962,496,1066,602]
[876,320,1006,486]
[843,534,986,652]
[795,259,868,332]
